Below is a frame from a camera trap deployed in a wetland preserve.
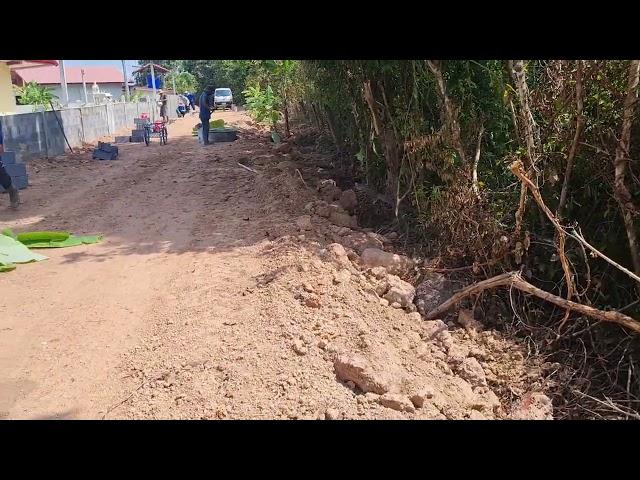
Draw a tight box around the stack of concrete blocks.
[92,142,119,161]
[131,118,148,143]
[0,151,28,192]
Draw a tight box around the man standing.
[199,86,214,145]
[0,127,19,209]
[159,90,168,123]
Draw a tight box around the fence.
[0,96,179,162]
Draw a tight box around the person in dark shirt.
[199,86,214,145]
[185,92,196,113]
[0,127,19,209]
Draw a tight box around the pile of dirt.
[111,128,552,420]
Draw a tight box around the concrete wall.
[0,99,162,161]
[0,109,66,159]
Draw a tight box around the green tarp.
[0,233,49,270]
[0,230,102,272]
[19,234,102,248]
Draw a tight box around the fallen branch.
[238,162,258,174]
[425,271,640,335]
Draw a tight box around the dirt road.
[0,111,549,420]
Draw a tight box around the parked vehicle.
[213,88,233,110]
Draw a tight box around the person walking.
[0,128,19,209]
[199,86,214,145]
[185,92,196,113]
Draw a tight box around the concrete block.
[0,151,16,165]
[114,136,130,144]
[92,149,118,161]
[3,163,26,177]
[131,129,146,143]
[92,142,118,160]
[97,142,118,155]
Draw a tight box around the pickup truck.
[213,88,233,110]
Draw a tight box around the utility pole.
[59,60,69,106]
[150,63,157,121]
[122,60,130,101]
[81,69,88,104]
[172,70,177,96]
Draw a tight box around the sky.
[64,60,140,80]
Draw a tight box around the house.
[0,60,58,114]
[12,65,127,105]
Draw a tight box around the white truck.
[213,88,233,110]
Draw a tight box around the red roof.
[14,65,124,85]
[1,60,59,69]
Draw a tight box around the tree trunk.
[558,60,585,215]
[311,102,322,130]
[509,60,543,236]
[284,104,290,138]
[426,60,467,166]
[614,59,640,279]
[472,125,485,198]
[363,80,402,198]
[324,106,341,152]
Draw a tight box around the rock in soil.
[414,272,449,316]
[304,295,322,308]
[456,357,487,388]
[509,392,553,420]
[340,232,384,255]
[382,275,416,308]
[422,320,453,350]
[361,248,414,276]
[313,200,331,218]
[292,339,308,356]
[295,215,313,231]
[369,267,388,280]
[333,269,351,284]
[324,408,342,420]
[410,387,435,408]
[378,393,416,413]
[329,210,358,229]
[333,354,394,394]
[338,189,358,212]
[457,309,483,334]
[319,184,342,202]
[468,411,488,420]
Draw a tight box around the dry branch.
[511,160,575,308]
[425,271,640,335]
